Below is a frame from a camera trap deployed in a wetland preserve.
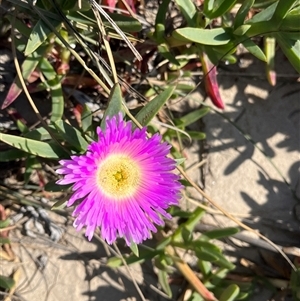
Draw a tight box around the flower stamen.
[97,154,140,199]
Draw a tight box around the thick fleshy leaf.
[0,133,68,159]
[49,79,64,122]
[106,257,123,268]
[203,0,214,14]
[186,131,206,140]
[0,275,15,290]
[177,107,210,127]
[219,284,240,301]
[101,83,124,129]
[154,23,179,66]
[174,0,197,26]
[290,268,300,300]
[195,249,219,262]
[247,2,277,23]
[130,242,139,257]
[280,5,300,30]
[173,27,231,46]
[233,24,251,36]
[135,85,176,126]
[202,227,239,240]
[242,38,267,62]
[155,0,172,25]
[158,270,172,297]
[157,44,180,66]
[0,218,10,228]
[1,47,46,109]
[196,245,235,270]
[206,0,238,19]
[200,51,224,109]
[53,120,89,152]
[276,33,300,73]
[24,19,62,55]
[25,127,53,141]
[198,260,212,276]
[45,181,71,192]
[271,0,296,24]
[38,58,64,122]
[234,0,255,29]
[51,198,68,210]
[24,156,37,184]
[81,104,93,132]
[0,238,10,244]
[172,208,205,242]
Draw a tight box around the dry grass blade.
[89,0,142,61]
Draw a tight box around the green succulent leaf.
[1,47,46,109]
[81,104,93,132]
[173,27,231,46]
[174,0,197,26]
[0,238,10,244]
[158,270,172,297]
[157,44,180,66]
[204,0,238,19]
[242,38,267,62]
[0,275,15,290]
[280,5,300,30]
[25,127,54,141]
[219,284,240,301]
[234,0,255,29]
[106,257,123,268]
[177,107,210,127]
[101,84,124,130]
[172,207,205,242]
[202,227,240,240]
[0,133,68,159]
[195,249,219,262]
[198,260,212,276]
[0,218,10,228]
[276,33,300,73]
[25,19,62,55]
[271,0,297,25]
[135,85,176,126]
[233,24,251,36]
[186,131,206,140]
[46,181,71,192]
[38,58,64,122]
[130,242,139,257]
[247,2,277,23]
[53,120,89,152]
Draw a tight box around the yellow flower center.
[96,154,141,199]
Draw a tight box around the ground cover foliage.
[0,0,299,300]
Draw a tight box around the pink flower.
[103,0,136,13]
[56,114,182,245]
